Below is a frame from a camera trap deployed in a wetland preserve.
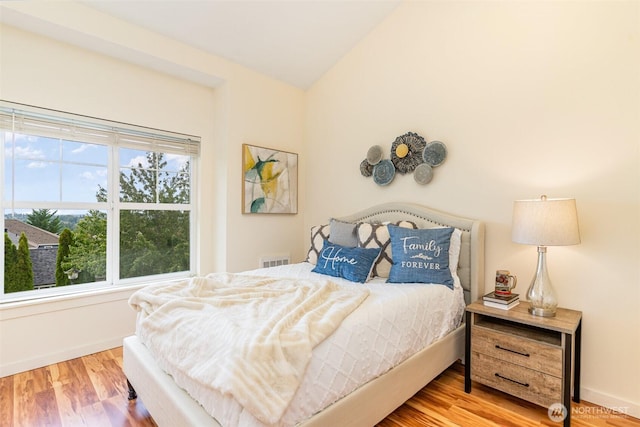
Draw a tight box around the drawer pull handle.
[495,373,529,388]
[495,344,530,357]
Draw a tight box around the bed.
[123,202,485,427]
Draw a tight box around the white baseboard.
[580,387,640,420]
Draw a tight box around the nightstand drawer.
[471,351,562,408]
[471,325,563,377]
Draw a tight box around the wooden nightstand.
[464,300,582,427]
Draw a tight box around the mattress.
[134,262,466,427]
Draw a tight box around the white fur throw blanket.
[129,273,369,424]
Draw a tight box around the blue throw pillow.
[387,225,455,288]
[312,240,382,283]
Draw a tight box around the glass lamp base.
[526,246,558,318]
[528,304,556,317]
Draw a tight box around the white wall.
[0,3,305,376]
[305,0,639,417]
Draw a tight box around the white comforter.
[132,263,466,427]
[129,273,369,424]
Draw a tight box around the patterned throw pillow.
[305,224,330,265]
[356,220,417,277]
[312,240,382,283]
[387,226,455,288]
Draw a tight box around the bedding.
[129,273,368,424]
[130,262,466,427]
[124,202,485,427]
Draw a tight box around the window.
[1,101,200,302]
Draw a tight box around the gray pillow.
[328,218,358,247]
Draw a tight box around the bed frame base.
[124,326,464,427]
[124,335,221,426]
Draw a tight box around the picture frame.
[242,144,298,214]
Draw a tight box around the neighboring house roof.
[4,219,60,248]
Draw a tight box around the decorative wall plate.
[414,163,434,184]
[360,132,447,186]
[423,141,447,167]
[366,145,383,165]
[373,159,395,186]
[360,158,373,177]
[391,132,426,174]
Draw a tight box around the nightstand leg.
[574,320,582,403]
[563,332,572,427]
[464,310,471,393]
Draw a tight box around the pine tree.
[14,233,34,291]
[26,209,63,234]
[4,233,19,293]
[56,229,73,286]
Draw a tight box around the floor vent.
[259,255,290,269]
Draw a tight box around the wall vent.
[259,255,290,269]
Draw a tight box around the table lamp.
[511,195,581,317]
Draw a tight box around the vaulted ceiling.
[75,1,401,89]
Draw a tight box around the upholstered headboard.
[336,202,485,304]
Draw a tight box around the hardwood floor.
[1,347,155,427]
[2,348,638,427]
[378,363,640,427]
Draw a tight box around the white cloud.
[166,153,189,170]
[72,144,88,154]
[127,155,149,168]
[8,145,45,159]
[27,161,47,169]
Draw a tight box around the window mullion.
[0,131,4,296]
[109,145,119,284]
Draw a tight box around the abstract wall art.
[242,144,298,214]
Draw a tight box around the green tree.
[55,229,73,286]
[4,233,18,293]
[26,209,63,234]
[97,152,191,279]
[62,210,107,283]
[14,233,34,291]
[114,152,190,204]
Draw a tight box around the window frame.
[1,101,200,303]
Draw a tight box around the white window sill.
[0,283,148,321]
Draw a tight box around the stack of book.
[482,291,519,310]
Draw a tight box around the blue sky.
[3,132,189,205]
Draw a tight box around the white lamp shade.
[512,196,581,246]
